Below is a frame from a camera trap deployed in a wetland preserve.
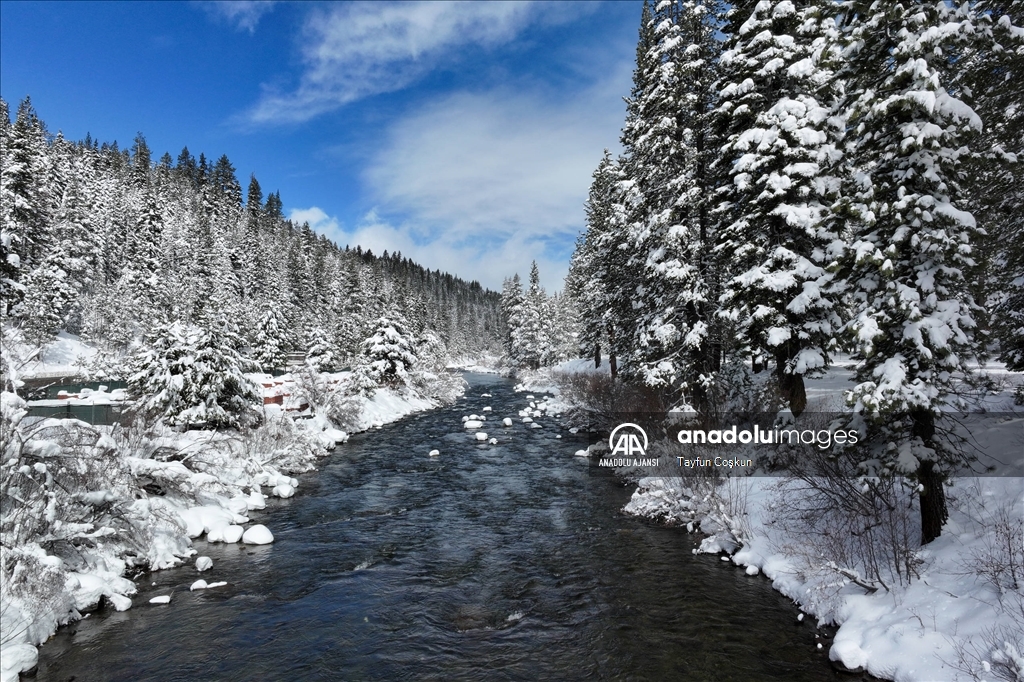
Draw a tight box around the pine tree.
[618,0,725,408]
[130,316,261,430]
[512,262,553,370]
[499,274,524,361]
[713,0,843,415]
[357,315,418,387]
[835,0,989,544]
[964,0,1024,370]
[252,307,288,372]
[568,150,626,371]
[1,97,50,315]
[210,154,242,206]
[304,325,337,372]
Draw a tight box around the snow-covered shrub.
[950,483,1024,593]
[957,498,1024,595]
[129,320,261,430]
[355,316,418,388]
[767,469,921,610]
[0,544,72,647]
[553,369,665,431]
[291,365,360,431]
[950,597,1024,682]
[1015,384,1024,407]
[404,332,463,402]
[240,414,327,474]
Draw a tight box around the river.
[34,373,853,681]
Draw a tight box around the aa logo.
[609,423,648,457]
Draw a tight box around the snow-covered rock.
[149,595,171,605]
[272,483,295,498]
[0,643,38,681]
[502,418,513,427]
[464,420,484,429]
[429,449,440,457]
[195,556,213,572]
[247,490,267,510]
[242,525,274,545]
[475,432,488,441]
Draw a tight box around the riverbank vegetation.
[540,1,1024,678]
[0,96,493,678]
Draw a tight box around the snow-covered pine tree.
[18,249,76,345]
[618,0,725,409]
[567,150,629,373]
[130,311,260,430]
[304,325,337,372]
[963,0,1024,370]
[357,315,418,387]
[835,0,989,543]
[0,97,50,317]
[182,305,260,429]
[511,262,552,370]
[712,0,844,415]
[129,320,193,423]
[251,307,288,372]
[500,274,525,364]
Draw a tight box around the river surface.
[35,373,853,681]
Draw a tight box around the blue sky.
[0,1,640,290]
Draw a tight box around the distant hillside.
[0,97,503,364]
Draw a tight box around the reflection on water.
[35,374,853,681]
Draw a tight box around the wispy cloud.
[343,67,631,290]
[245,1,582,125]
[199,1,277,34]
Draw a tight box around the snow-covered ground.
[547,358,1024,682]
[0,336,461,681]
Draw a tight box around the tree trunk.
[594,342,601,369]
[913,409,947,545]
[608,327,618,379]
[775,347,806,416]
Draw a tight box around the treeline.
[0,96,502,368]
[567,0,1022,543]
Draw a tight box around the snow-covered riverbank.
[538,358,1024,682]
[0,365,456,682]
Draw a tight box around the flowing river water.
[34,373,858,681]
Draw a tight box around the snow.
[242,525,274,545]
[1,347,467,674]
[148,595,171,605]
[429,449,440,457]
[503,418,513,426]
[272,484,295,499]
[464,420,484,429]
[190,579,208,591]
[475,432,488,441]
[614,362,1024,682]
[0,644,38,681]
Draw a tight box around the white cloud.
[245,1,583,124]
[344,212,571,292]
[201,1,276,34]
[289,206,342,238]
